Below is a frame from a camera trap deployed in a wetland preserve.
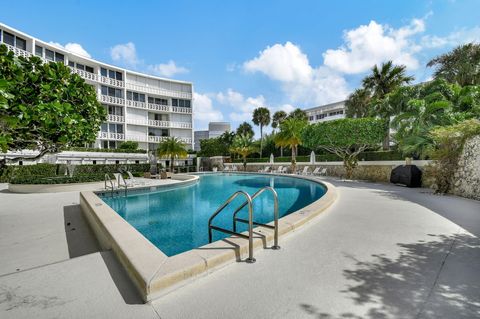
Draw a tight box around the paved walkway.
[0,179,479,318]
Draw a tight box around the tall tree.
[274,117,307,173]
[230,134,257,171]
[302,118,385,179]
[427,43,480,86]
[252,107,271,158]
[236,122,254,137]
[271,110,288,157]
[157,137,188,172]
[362,60,414,149]
[345,88,372,118]
[0,44,106,170]
[271,110,287,132]
[288,108,308,122]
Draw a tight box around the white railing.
[107,114,124,123]
[170,121,192,129]
[125,83,192,100]
[97,132,125,140]
[172,106,192,114]
[126,99,147,109]
[148,103,170,112]
[179,137,192,144]
[126,119,149,126]
[148,120,170,128]
[100,75,124,88]
[126,135,148,142]
[100,95,125,106]
[148,136,168,143]
[69,67,99,82]
[4,43,32,59]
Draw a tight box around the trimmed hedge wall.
[66,147,147,154]
[1,163,154,184]
[232,150,403,163]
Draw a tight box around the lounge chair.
[224,166,230,172]
[126,171,144,186]
[258,166,270,173]
[312,167,327,176]
[232,166,238,171]
[273,166,283,174]
[280,166,288,174]
[298,166,310,175]
[311,167,320,175]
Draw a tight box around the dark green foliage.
[118,141,139,151]
[236,122,254,137]
[198,131,235,157]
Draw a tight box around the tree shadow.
[300,233,480,318]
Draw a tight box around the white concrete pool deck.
[0,177,479,318]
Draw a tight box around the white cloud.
[243,42,349,106]
[216,89,267,122]
[110,42,139,66]
[421,26,480,48]
[193,92,223,130]
[323,19,425,74]
[149,60,189,77]
[49,42,91,58]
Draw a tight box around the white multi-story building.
[305,100,346,124]
[0,23,194,151]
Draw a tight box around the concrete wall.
[452,135,480,200]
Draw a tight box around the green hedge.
[10,174,106,185]
[232,150,403,163]
[66,147,147,154]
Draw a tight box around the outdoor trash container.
[390,165,422,188]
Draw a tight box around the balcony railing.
[125,82,192,100]
[148,136,192,144]
[126,99,147,109]
[97,132,125,140]
[100,95,125,106]
[126,119,148,126]
[107,114,124,123]
[170,121,192,129]
[4,43,32,58]
[148,103,170,112]
[172,106,192,114]
[126,135,148,142]
[70,67,99,82]
[148,119,170,128]
[100,75,124,88]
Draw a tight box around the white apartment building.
[0,23,194,151]
[305,100,346,124]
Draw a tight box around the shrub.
[66,147,147,154]
[118,141,139,151]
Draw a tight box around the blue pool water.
[100,173,326,256]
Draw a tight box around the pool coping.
[79,173,337,302]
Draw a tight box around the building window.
[55,52,64,63]
[109,141,116,149]
[135,160,140,164]
[116,71,122,81]
[148,97,168,105]
[15,37,26,50]
[309,116,314,121]
[85,65,94,73]
[45,49,55,61]
[93,160,97,165]
[35,45,43,57]
[172,99,191,108]
[3,31,15,46]
[316,114,326,120]
[102,86,123,98]
[115,160,120,165]
[108,70,115,79]
[101,68,107,77]
[68,61,75,67]
[101,67,122,81]
[126,91,145,102]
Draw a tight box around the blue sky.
[1,0,480,135]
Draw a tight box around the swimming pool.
[99,173,326,256]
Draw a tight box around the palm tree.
[230,134,257,171]
[275,117,307,173]
[252,107,271,158]
[427,43,480,86]
[157,137,188,172]
[345,88,372,118]
[362,61,414,149]
[271,110,287,132]
[288,108,308,122]
[272,110,288,157]
[236,121,254,137]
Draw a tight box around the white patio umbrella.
[270,153,274,164]
[310,151,316,164]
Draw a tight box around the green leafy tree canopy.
[157,137,188,171]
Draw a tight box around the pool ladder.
[208,186,280,263]
[104,173,128,197]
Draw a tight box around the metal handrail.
[104,173,115,196]
[232,186,280,250]
[208,190,256,263]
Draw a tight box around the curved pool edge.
[79,174,337,302]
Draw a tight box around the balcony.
[148,103,170,112]
[126,99,147,109]
[70,67,99,82]
[4,43,32,59]
[126,119,148,126]
[170,121,192,129]
[148,119,170,128]
[148,136,167,143]
[100,75,124,88]
[126,135,148,142]
[125,82,192,100]
[107,114,124,123]
[100,95,125,106]
[97,132,125,140]
[172,106,192,114]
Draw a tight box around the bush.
[66,147,147,154]
[10,174,105,184]
[118,141,139,151]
